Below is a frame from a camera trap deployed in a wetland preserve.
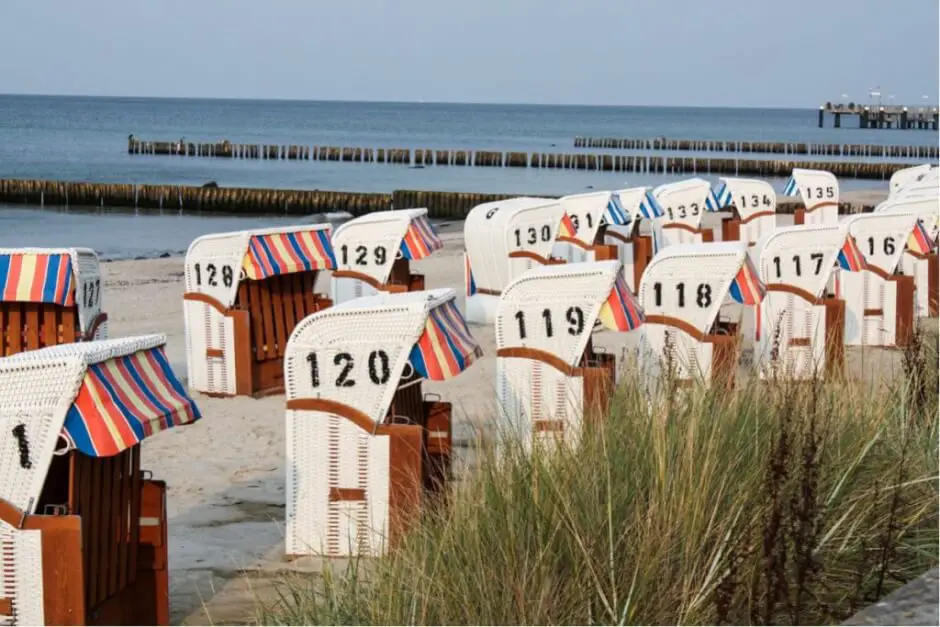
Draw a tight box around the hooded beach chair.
[463,197,572,325]
[781,168,840,225]
[754,224,864,380]
[0,248,107,356]
[876,196,939,318]
[551,191,624,264]
[602,187,664,292]
[637,241,765,388]
[330,208,443,304]
[183,224,336,397]
[888,163,934,198]
[496,260,643,450]
[840,211,920,347]
[0,334,200,626]
[284,288,482,557]
[648,178,716,251]
[711,177,778,246]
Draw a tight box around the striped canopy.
[907,220,936,255]
[0,252,75,306]
[243,228,336,280]
[63,345,201,457]
[706,182,732,211]
[638,191,664,219]
[782,176,799,197]
[604,194,630,225]
[729,256,766,305]
[558,213,577,239]
[598,274,644,331]
[400,215,444,261]
[409,300,483,381]
[837,236,867,272]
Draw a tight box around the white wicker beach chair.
[551,191,624,264]
[183,224,336,397]
[496,260,643,451]
[464,197,570,325]
[781,168,840,225]
[636,241,764,388]
[330,208,443,304]
[753,224,864,380]
[710,177,778,246]
[888,164,934,197]
[603,187,663,292]
[284,288,482,557]
[0,334,200,625]
[649,178,715,251]
[839,211,920,347]
[876,196,939,318]
[0,248,107,356]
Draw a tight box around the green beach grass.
[261,330,938,626]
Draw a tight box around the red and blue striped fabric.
[0,252,75,306]
[400,215,443,261]
[464,253,477,296]
[558,214,577,239]
[62,346,201,457]
[598,275,644,331]
[907,220,936,255]
[243,229,336,280]
[729,256,766,305]
[409,300,483,380]
[837,236,867,272]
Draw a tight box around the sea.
[0,94,935,259]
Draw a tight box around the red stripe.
[75,376,126,457]
[306,231,330,268]
[292,230,317,267]
[4,255,22,300]
[113,357,164,429]
[94,363,155,441]
[142,349,195,423]
[266,234,291,274]
[29,255,48,301]
[57,256,73,305]
[251,237,276,277]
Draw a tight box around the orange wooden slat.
[41,303,57,348]
[257,279,275,361]
[247,281,265,361]
[8,303,22,354]
[24,303,40,350]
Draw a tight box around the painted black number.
[541,309,554,337]
[374,246,387,265]
[515,310,527,339]
[569,214,580,231]
[307,352,320,387]
[566,306,584,335]
[653,282,663,307]
[811,253,824,274]
[368,350,390,385]
[485,206,499,219]
[193,262,220,287]
[690,202,700,216]
[868,236,895,256]
[585,213,594,229]
[340,244,386,266]
[222,265,234,287]
[82,279,101,308]
[651,281,711,308]
[11,424,31,470]
[676,282,686,308]
[334,353,355,387]
[792,255,802,277]
[541,225,552,241]
[773,253,825,279]
[677,205,687,219]
[696,284,712,308]
[355,246,368,265]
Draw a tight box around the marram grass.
[262,332,938,625]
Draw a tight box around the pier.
[126,137,932,181]
[818,102,939,130]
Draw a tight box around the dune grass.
[262,330,938,625]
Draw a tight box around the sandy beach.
[100,188,924,624]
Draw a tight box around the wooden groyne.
[0,178,884,219]
[572,136,940,159]
[126,137,929,180]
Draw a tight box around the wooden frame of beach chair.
[183,225,336,397]
[0,248,108,357]
[840,211,920,347]
[0,334,200,626]
[603,187,664,293]
[782,168,840,226]
[463,197,572,325]
[284,289,482,557]
[330,208,443,305]
[637,242,765,389]
[649,178,716,251]
[496,261,644,450]
[876,196,940,318]
[754,225,864,380]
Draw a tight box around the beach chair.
[888,163,934,197]
[183,224,336,397]
[711,177,778,246]
[551,191,625,264]
[781,168,840,225]
[876,196,939,317]
[754,224,864,380]
[839,211,919,347]
[649,178,715,251]
[602,187,664,293]
[464,197,572,325]
[0,248,107,356]
[637,241,765,388]
[284,288,482,557]
[330,208,443,304]
[496,260,643,450]
[0,334,200,626]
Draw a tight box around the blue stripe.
[122,353,173,418]
[256,236,282,276]
[89,363,147,441]
[0,255,11,296]
[409,345,429,378]
[400,239,415,261]
[729,280,744,304]
[42,255,61,303]
[285,232,313,272]
[63,405,97,456]
[62,262,73,304]
[316,230,337,268]
[151,347,201,420]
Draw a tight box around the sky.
[1,0,937,108]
